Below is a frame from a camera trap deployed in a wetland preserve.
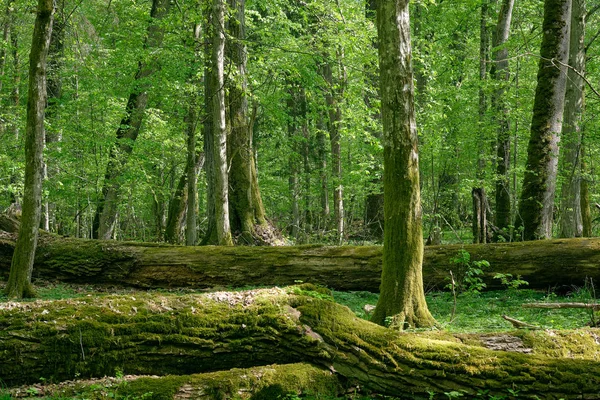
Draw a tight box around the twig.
[502,315,541,330]
[449,270,457,323]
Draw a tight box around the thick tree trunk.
[4,0,54,299]
[492,0,515,237]
[371,0,434,329]
[92,0,171,240]
[559,0,585,238]
[1,291,600,398]
[517,0,571,240]
[2,219,600,291]
[226,0,277,246]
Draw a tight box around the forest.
[1,0,600,398]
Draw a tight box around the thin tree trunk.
[4,0,54,299]
[371,0,435,329]
[316,119,329,233]
[476,0,489,180]
[0,0,12,96]
[321,62,345,245]
[92,0,171,240]
[580,140,592,236]
[492,0,515,237]
[186,24,202,247]
[518,0,571,240]
[211,0,233,246]
[559,0,585,238]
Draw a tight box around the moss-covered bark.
[1,290,600,398]
[9,363,340,400]
[2,225,600,291]
[371,0,434,329]
[517,0,571,240]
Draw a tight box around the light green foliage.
[447,250,490,294]
[493,273,529,290]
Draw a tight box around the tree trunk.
[226,0,276,246]
[92,0,171,240]
[476,0,489,181]
[1,291,600,398]
[559,0,585,238]
[517,0,571,240]
[580,142,592,237]
[492,0,515,238]
[321,62,345,245]
[0,0,12,96]
[370,0,435,329]
[2,223,600,291]
[472,188,488,244]
[211,0,233,246]
[316,120,330,234]
[4,0,54,299]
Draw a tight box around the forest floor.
[0,281,598,400]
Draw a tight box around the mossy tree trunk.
[92,0,171,240]
[1,290,600,398]
[559,0,585,238]
[517,0,571,240]
[492,0,515,238]
[4,0,54,299]
[226,0,276,245]
[370,0,435,329]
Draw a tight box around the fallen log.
[524,302,600,310]
[1,216,600,291]
[8,363,341,400]
[1,288,600,398]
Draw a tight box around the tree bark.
[1,291,600,398]
[4,0,54,299]
[517,0,571,240]
[492,0,515,237]
[321,62,345,245]
[3,220,600,292]
[92,0,171,240]
[211,0,233,246]
[226,0,277,246]
[371,0,435,329]
[559,0,585,238]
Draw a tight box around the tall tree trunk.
[517,0,571,240]
[92,0,171,240]
[4,0,54,299]
[371,0,435,329]
[559,0,585,238]
[42,0,65,232]
[185,24,202,247]
[212,0,233,246]
[201,2,217,246]
[321,62,345,245]
[492,0,515,238]
[0,0,12,96]
[226,0,275,245]
[476,0,489,180]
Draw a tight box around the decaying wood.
[1,289,600,398]
[1,215,600,291]
[524,302,600,310]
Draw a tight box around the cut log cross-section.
[1,290,600,398]
[1,220,600,291]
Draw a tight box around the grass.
[335,288,598,332]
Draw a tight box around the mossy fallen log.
[1,229,600,291]
[1,288,600,398]
[8,363,341,400]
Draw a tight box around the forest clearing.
[2,0,600,398]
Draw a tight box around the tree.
[92,0,171,240]
[559,0,585,238]
[370,0,435,329]
[211,0,233,246]
[517,0,572,240]
[4,0,54,298]
[492,0,515,239]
